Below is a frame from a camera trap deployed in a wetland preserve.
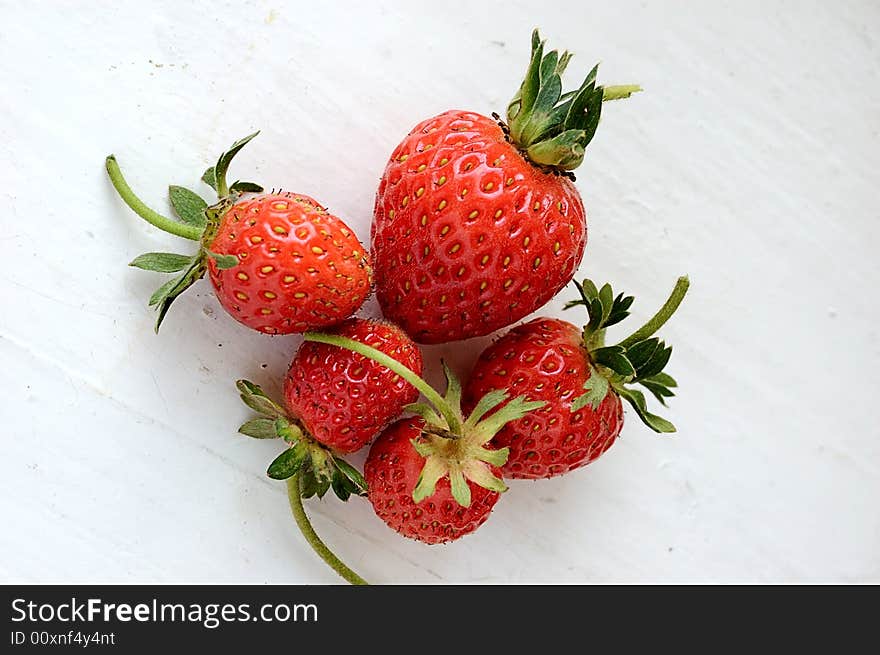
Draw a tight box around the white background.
[1,0,878,583]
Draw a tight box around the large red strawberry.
[463,277,689,479]
[283,318,423,453]
[107,133,371,333]
[371,30,640,343]
[304,332,545,543]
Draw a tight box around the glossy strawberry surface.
[463,318,624,479]
[365,418,502,544]
[372,110,586,343]
[283,319,423,454]
[208,192,371,334]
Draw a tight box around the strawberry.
[463,277,689,479]
[207,193,371,334]
[364,417,503,544]
[304,332,545,543]
[234,318,422,585]
[106,133,371,333]
[371,30,640,343]
[236,319,423,481]
[283,318,423,453]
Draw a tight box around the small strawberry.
[463,276,689,479]
[372,29,640,343]
[304,332,545,544]
[283,318,424,453]
[106,133,371,333]
[235,318,422,586]
[364,417,503,544]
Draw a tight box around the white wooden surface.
[1,0,878,584]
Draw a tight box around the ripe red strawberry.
[208,193,371,334]
[364,418,503,544]
[371,30,640,343]
[303,332,545,543]
[283,318,423,453]
[233,320,423,585]
[463,318,622,478]
[107,132,371,333]
[463,277,689,479]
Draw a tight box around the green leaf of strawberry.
[152,256,208,332]
[448,467,471,507]
[229,180,264,194]
[638,372,678,406]
[571,369,610,411]
[148,277,180,307]
[331,471,352,501]
[235,379,369,501]
[630,339,673,381]
[201,166,217,191]
[332,457,368,496]
[566,278,635,346]
[267,442,310,480]
[238,417,278,439]
[236,380,286,418]
[205,250,239,270]
[213,131,259,197]
[168,186,208,227]
[591,345,636,377]
[130,252,194,273]
[404,402,444,426]
[614,384,676,433]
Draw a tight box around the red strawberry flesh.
[284,319,423,453]
[463,318,623,479]
[365,417,502,544]
[209,192,372,334]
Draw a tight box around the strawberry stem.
[303,332,463,434]
[105,155,203,241]
[616,276,690,349]
[286,474,368,585]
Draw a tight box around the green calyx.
[236,380,368,502]
[303,333,545,508]
[506,29,641,172]
[105,132,264,331]
[564,276,689,433]
[408,363,544,507]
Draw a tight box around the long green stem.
[304,332,463,434]
[617,276,690,349]
[105,155,203,241]
[286,474,368,586]
[602,84,643,101]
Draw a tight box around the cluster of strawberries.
[107,31,687,582]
